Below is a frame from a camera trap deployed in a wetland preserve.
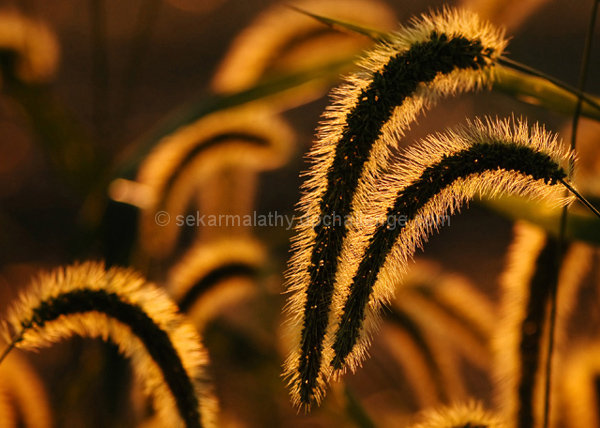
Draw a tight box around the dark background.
[0,0,599,426]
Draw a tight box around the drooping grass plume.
[0,383,15,427]
[377,323,446,409]
[167,237,266,328]
[211,0,396,95]
[408,401,505,428]
[385,310,467,405]
[562,119,600,196]
[495,223,553,428]
[284,8,507,409]
[560,340,600,428]
[494,222,593,428]
[132,106,293,257]
[381,260,495,406]
[393,260,495,371]
[0,351,52,428]
[0,10,59,85]
[329,117,573,394]
[0,262,217,428]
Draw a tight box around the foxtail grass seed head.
[380,260,493,403]
[0,351,52,428]
[408,401,506,428]
[560,340,600,428]
[494,223,551,428]
[0,10,59,84]
[0,262,217,428]
[211,0,396,94]
[167,237,266,327]
[283,8,507,409]
[392,259,494,371]
[192,168,258,242]
[379,323,445,408]
[134,107,294,258]
[331,117,572,380]
[0,383,15,427]
[494,222,593,428]
[384,307,467,404]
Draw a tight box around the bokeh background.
[0,0,599,426]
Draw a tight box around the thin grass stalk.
[544,3,600,427]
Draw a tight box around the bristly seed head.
[329,116,572,386]
[1,262,218,428]
[283,7,508,410]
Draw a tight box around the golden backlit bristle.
[167,237,267,328]
[135,106,294,258]
[211,0,396,94]
[330,118,572,378]
[284,8,509,408]
[1,262,218,428]
[0,351,52,428]
[494,222,594,428]
[408,401,505,428]
[0,10,59,84]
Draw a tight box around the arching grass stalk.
[0,262,217,428]
[330,117,577,389]
[284,8,507,409]
[212,0,395,95]
[545,2,599,428]
[291,6,600,119]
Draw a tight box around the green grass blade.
[286,7,600,122]
[286,5,390,42]
[494,66,600,121]
[480,196,600,245]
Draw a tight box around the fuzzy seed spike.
[408,401,505,428]
[560,340,600,428]
[0,10,59,84]
[167,237,266,328]
[0,262,218,428]
[385,305,466,404]
[134,106,294,258]
[494,222,593,428]
[211,0,396,94]
[283,8,507,409]
[330,117,572,386]
[379,323,442,408]
[0,351,52,428]
[393,260,495,372]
